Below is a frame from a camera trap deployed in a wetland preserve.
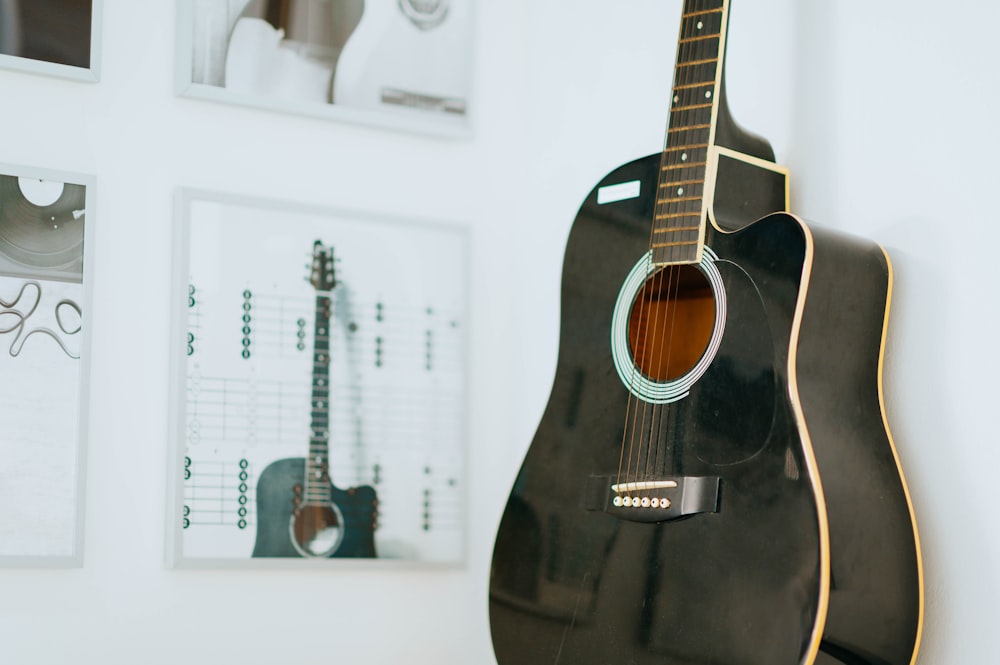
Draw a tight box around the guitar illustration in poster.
[489,1,923,664]
[252,241,377,558]
[172,192,466,565]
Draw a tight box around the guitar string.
[636,263,670,493]
[620,181,663,502]
[621,0,690,501]
[656,10,715,486]
[648,6,720,496]
[619,0,721,503]
[618,2,698,499]
[650,265,683,495]
[616,239,660,498]
[647,10,701,494]
[633,2,702,498]
[642,265,671,495]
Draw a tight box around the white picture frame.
[168,188,469,567]
[0,162,95,567]
[174,0,475,138]
[0,0,103,82]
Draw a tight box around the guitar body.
[252,458,377,558]
[333,0,472,115]
[489,154,921,665]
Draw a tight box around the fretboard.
[652,0,728,265]
[304,292,333,502]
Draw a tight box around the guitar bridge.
[584,475,721,524]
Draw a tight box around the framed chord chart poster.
[168,189,468,567]
[0,0,103,81]
[0,163,93,566]
[175,0,474,137]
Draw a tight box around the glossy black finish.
[712,150,787,232]
[489,154,920,664]
[798,228,921,665]
[252,458,377,558]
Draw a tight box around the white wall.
[0,0,995,663]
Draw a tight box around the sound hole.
[291,504,344,557]
[628,264,716,382]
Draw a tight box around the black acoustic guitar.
[489,2,923,664]
[252,241,377,558]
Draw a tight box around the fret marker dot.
[681,153,688,161]
[673,95,679,104]
[677,188,684,195]
[697,21,704,30]
[705,90,712,99]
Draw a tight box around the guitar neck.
[652,0,730,266]
[305,291,334,501]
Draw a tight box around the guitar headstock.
[309,240,336,291]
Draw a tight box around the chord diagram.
[369,457,462,536]
[185,375,311,447]
[187,282,203,358]
[240,291,313,360]
[183,456,254,529]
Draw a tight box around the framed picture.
[168,189,468,567]
[175,0,475,137]
[0,0,102,81]
[0,163,93,566]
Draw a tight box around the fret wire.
[679,33,721,44]
[653,226,701,234]
[654,212,702,220]
[662,144,708,153]
[667,124,711,132]
[671,102,713,112]
[676,57,718,68]
[683,9,724,19]
[655,196,702,204]
[651,240,699,248]
[658,180,705,189]
[673,81,714,90]
[661,162,707,171]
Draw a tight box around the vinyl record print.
[0,175,85,281]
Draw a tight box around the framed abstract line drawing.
[0,163,94,567]
[168,189,468,567]
[175,0,475,137]
[0,0,103,81]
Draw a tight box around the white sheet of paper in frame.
[0,276,82,557]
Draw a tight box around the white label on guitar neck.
[597,180,641,205]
